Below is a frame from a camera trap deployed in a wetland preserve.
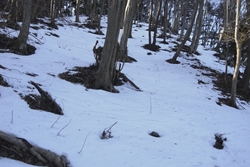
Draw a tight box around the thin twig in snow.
[78,131,91,154]
[57,119,71,136]
[11,110,13,123]
[51,116,61,128]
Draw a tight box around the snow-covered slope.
[1,16,250,167]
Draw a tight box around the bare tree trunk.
[179,0,188,41]
[75,0,80,22]
[148,0,153,45]
[162,0,169,43]
[242,43,250,94]
[12,0,31,55]
[50,0,56,27]
[224,0,229,86]
[152,0,162,45]
[31,0,40,23]
[230,0,241,108]
[7,0,17,23]
[119,0,136,62]
[93,0,125,93]
[242,1,250,94]
[172,0,180,34]
[97,0,105,34]
[167,0,198,63]
[190,0,204,53]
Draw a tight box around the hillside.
[1,16,250,167]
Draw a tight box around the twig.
[101,121,118,139]
[11,110,13,123]
[150,96,152,114]
[106,121,117,132]
[51,116,61,128]
[78,131,91,154]
[57,119,71,136]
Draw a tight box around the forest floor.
[0,16,250,167]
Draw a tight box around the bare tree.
[161,0,169,43]
[179,0,189,41]
[190,0,204,53]
[119,0,137,62]
[242,1,250,95]
[7,0,17,23]
[167,0,199,63]
[230,0,241,108]
[75,0,81,22]
[12,0,32,55]
[93,0,125,93]
[172,0,181,34]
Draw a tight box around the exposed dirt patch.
[188,56,250,106]
[59,64,141,91]
[0,33,36,55]
[143,44,161,52]
[20,81,63,115]
[0,74,9,87]
[59,64,98,89]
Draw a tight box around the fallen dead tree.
[0,130,69,167]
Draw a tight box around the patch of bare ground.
[188,56,250,107]
[142,44,161,52]
[58,64,141,91]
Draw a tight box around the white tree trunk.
[230,0,241,108]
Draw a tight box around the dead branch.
[0,130,69,167]
[120,73,142,91]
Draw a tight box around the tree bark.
[230,0,241,108]
[7,0,17,23]
[97,0,105,34]
[119,0,136,62]
[31,0,40,23]
[190,0,204,53]
[12,0,31,55]
[75,0,80,22]
[172,0,180,34]
[242,0,250,94]
[148,0,153,45]
[152,0,162,46]
[162,0,169,43]
[179,0,188,41]
[93,0,125,93]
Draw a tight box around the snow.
[1,16,250,167]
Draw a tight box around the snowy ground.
[1,16,250,167]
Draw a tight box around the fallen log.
[0,130,69,167]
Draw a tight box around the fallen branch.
[120,73,142,91]
[0,130,69,167]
